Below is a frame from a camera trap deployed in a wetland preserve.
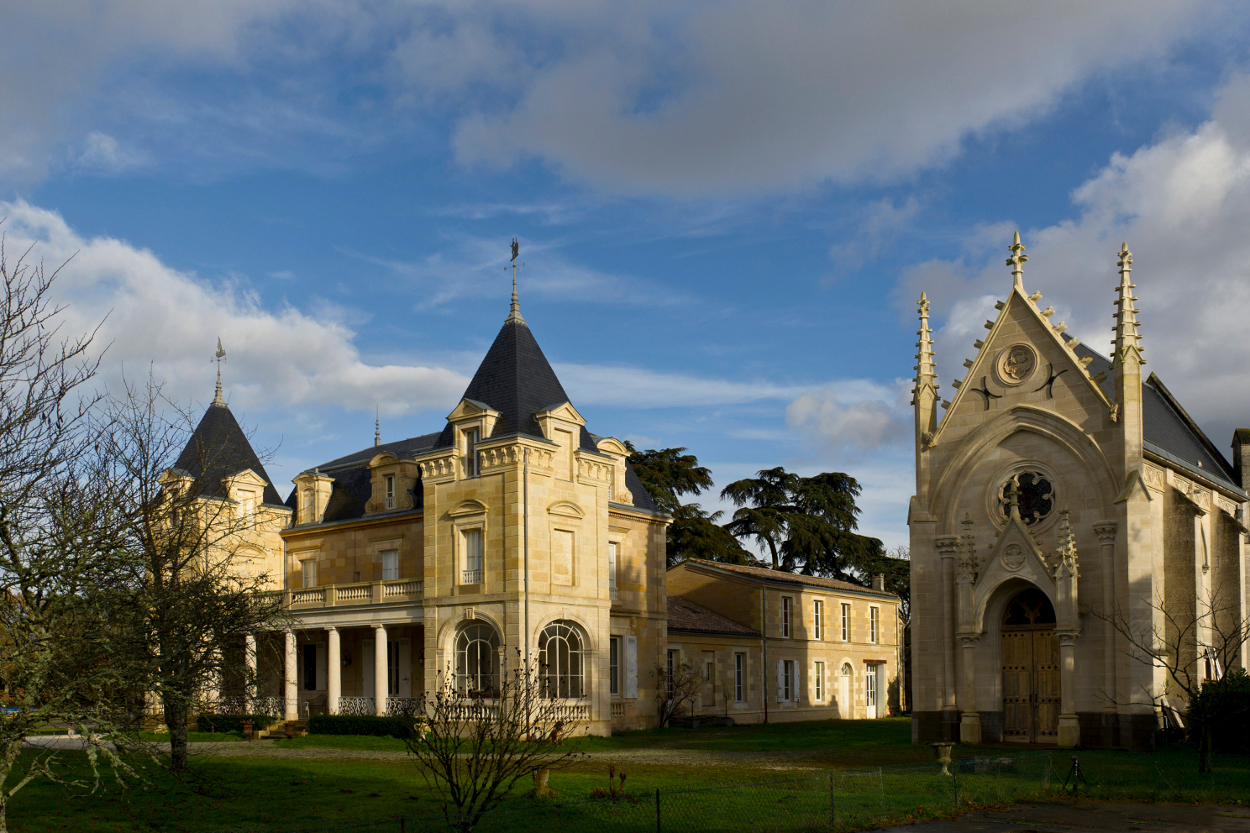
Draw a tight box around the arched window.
[455,622,500,697]
[538,621,585,698]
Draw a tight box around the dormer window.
[303,490,314,523]
[385,475,396,510]
[464,428,480,478]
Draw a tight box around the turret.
[913,291,938,492]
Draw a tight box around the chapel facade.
[909,234,1249,751]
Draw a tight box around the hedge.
[1187,669,1250,755]
[308,715,420,738]
[196,713,276,733]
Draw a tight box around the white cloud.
[555,363,808,409]
[785,382,909,458]
[0,200,467,418]
[901,72,1250,447]
[451,1,1213,195]
[77,131,145,173]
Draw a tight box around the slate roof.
[175,402,284,506]
[678,558,898,599]
[1069,341,1244,495]
[317,432,442,471]
[433,316,598,454]
[667,596,759,636]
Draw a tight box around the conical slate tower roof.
[435,305,594,451]
[175,401,284,505]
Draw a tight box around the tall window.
[381,549,399,580]
[841,603,851,641]
[385,475,396,510]
[387,641,400,696]
[302,644,317,690]
[464,428,480,477]
[781,597,792,638]
[734,653,745,702]
[870,607,879,644]
[782,660,794,701]
[303,490,314,523]
[539,621,585,698]
[666,650,676,699]
[455,622,500,696]
[813,600,823,640]
[608,542,619,601]
[552,529,574,586]
[238,492,255,519]
[814,661,824,701]
[609,637,621,696]
[300,558,317,588]
[462,528,483,584]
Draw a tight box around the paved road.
[878,801,1250,833]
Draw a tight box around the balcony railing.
[285,578,424,610]
[462,568,482,585]
[609,585,619,601]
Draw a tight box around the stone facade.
[666,560,901,723]
[909,235,1250,750]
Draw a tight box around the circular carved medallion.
[996,344,1037,386]
[1002,543,1026,571]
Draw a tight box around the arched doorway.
[1001,587,1059,743]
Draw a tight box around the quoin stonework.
[909,233,1250,751]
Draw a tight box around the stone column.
[1094,521,1118,747]
[374,625,389,716]
[326,627,341,716]
[935,535,961,738]
[284,631,298,721]
[244,634,257,712]
[1057,633,1080,747]
[959,636,981,743]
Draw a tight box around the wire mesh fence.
[207,750,1057,833]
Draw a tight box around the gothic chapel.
[910,235,1250,751]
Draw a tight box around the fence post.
[400,818,406,833]
[656,787,661,833]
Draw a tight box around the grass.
[5,718,1249,832]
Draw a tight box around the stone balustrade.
[280,578,424,610]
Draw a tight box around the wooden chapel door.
[1001,588,1060,743]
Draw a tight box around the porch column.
[326,627,341,715]
[958,636,981,743]
[935,536,961,737]
[244,634,257,711]
[1094,521,1118,747]
[1057,633,1080,747]
[284,630,298,721]
[374,625,388,716]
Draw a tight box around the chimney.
[872,574,885,591]
[1232,430,1250,491]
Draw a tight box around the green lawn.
[5,718,1249,832]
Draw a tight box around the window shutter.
[624,636,638,699]
[776,660,784,703]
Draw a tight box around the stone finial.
[912,292,937,405]
[1006,231,1028,291]
[1055,507,1079,578]
[375,405,381,447]
[1112,241,1144,366]
[1005,478,1020,519]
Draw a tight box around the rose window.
[1000,471,1054,526]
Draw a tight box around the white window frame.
[300,557,317,588]
[385,475,396,510]
[607,541,619,601]
[782,660,794,701]
[813,599,823,640]
[381,548,399,581]
[814,661,824,701]
[463,428,480,478]
[841,603,851,642]
[781,596,792,638]
[303,490,314,524]
[870,606,879,644]
[462,527,484,585]
[734,653,745,703]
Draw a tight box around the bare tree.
[0,234,144,832]
[404,656,586,833]
[95,375,288,774]
[1094,588,1250,772]
[655,660,705,727]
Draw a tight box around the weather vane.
[506,238,525,324]
[212,337,227,406]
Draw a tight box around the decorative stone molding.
[1092,521,1117,545]
[1143,463,1165,493]
[935,535,961,558]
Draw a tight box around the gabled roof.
[676,558,898,599]
[175,402,284,506]
[1070,340,1244,496]
[433,315,597,453]
[668,596,759,636]
[316,432,442,471]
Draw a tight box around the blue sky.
[5,1,1250,548]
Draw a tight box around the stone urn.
[529,768,556,798]
[930,742,955,776]
[241,720,254,741]
[284,721,296,740]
